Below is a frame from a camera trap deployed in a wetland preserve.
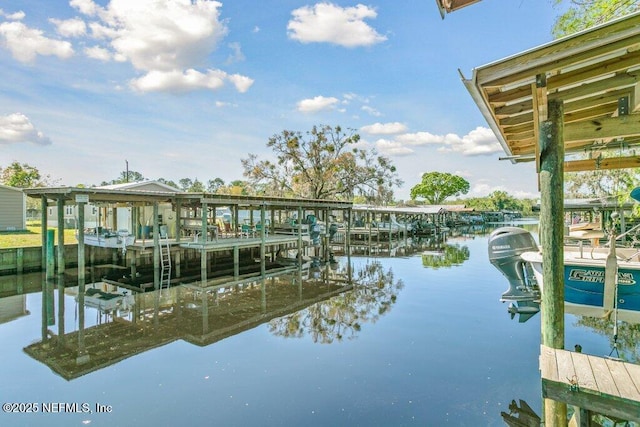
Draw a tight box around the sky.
[0,0,565,200]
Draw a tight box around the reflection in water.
[421,243,469,269]
[501,399,540,427]
[21,259,402,379]
[269,260,403,343]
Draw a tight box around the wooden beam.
[564,155,640,172]
[564,113,640,142]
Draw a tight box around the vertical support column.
[201,202,208,242]
[78,201,86,287]
[540,99,567,426]
[57,197,65,275]
[175,199,182,242]
[46,229,55,281]
[200,202,208,284]
[297,206,303,268]
[41,195,47,270]
[153,202,160,290]
[260,204,266,276]
[77,199,86,361]
[346,209,351,255]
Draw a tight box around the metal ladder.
[159,233,171,291]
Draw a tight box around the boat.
[488,226,640,314]
[78,283,135,312]
[81,227,135,252]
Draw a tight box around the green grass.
[0,222,78,248]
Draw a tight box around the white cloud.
[50,17,87,37]
[0,9,26,20]
[296,96,340,113]
[226,42,245,64]
[375,138,414,156]
[287,2,387,47]
[361,122,407,135]
[130,69,227,93]
[0,21,73,63]
[70,0,100,16]
[227,73,254,93]
[84,45,111,61]
[361,105,381,117]
[0,113,52,145]
[68,0,253,94]
[438,126,501,156]
[396,131,444,146]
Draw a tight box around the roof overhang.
[463,11,640,172]
[436,0,482,19]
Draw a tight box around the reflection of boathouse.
[23,267,356,380]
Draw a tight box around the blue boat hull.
[564,263,640,311]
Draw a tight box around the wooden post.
[540,99,567,425]
[41,195,47,270]
[77,199,87,362]
[260,205,266,276]
[175,199,182,242]
[298,207,303,267]
[153,202,160,289]
[78,201,85,287]
[46,229,55,281]
[200,202,208,284]
[57,197,65,274]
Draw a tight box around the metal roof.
[463,11,640,172]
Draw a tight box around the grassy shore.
[0,222,78,248]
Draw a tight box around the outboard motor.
[488,227,539,301]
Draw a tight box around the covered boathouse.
[23,185,353,291]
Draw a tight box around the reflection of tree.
[421,244,470,269]
[575,317,640,363]
[268,261,403,343]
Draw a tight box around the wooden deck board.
[589,355,620,397]
[624,362,640,396]
[606,358,640,401]
[540,345,558,382]
[556,349,576,386]
[571,352,597,390]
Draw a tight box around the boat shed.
[463,11,640,425]
[0,184,26,231]
[23,186,353,289]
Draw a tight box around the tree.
[242,125,402,202]
[101,170,145,185]
[0,161,50,188]
[410,172,469,204]
[207,178,225,193]
[157,177,180,189]
[552,1,640,38]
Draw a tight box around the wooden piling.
[539,99,567,424]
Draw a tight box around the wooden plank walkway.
[540,344,640,422]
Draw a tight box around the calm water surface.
[0,226,635,427]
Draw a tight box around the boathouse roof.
[463,11,640,172]
[22,186,352,210]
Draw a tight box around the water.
[0,227,636,426]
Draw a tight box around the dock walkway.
[540,344,640,422]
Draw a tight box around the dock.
[540,344,640,422]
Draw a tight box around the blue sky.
[0,0,563,200]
